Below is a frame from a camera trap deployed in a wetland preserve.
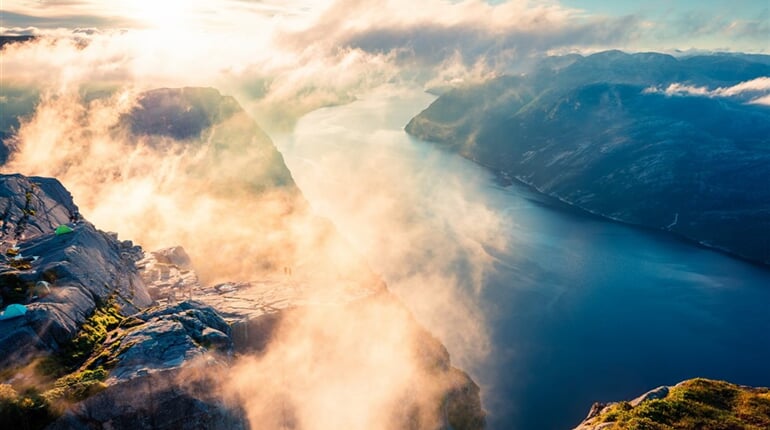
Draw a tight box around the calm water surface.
[274,88,770,430]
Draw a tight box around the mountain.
[0,35,36,50]
[406,51,770,265]
[0,87,39,165]
[124,87,297,193]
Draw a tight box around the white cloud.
[749,94,770,106]
[715,76,770,96]
[0,0,649,131]
[644,77,770,105]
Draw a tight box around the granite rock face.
[0,174,242,429]
[107,301,233,383]
[0,174,152,368]
[49,301,247,430]
[0,174,80,240]
[406,51,770,265]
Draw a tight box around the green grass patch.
[39,298,126,375]
[43,367,107,404]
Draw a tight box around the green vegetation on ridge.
[590,378,770,430]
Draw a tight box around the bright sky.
[559,0,769,51]
[1,0,767,52]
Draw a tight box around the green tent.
[55,224,74,236]
[0,303,28,321]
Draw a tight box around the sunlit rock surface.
[0,174,152,368]
[0,174,80,240]
[48,300,246,430]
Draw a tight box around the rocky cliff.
[0,174,152,368]
[0,169,483,429]
[406,51,770,266]
[0,85,485,429]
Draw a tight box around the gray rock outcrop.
[0,174,152,368]
[0,173,79,240]
[49,301,247,430]
[572,379,770,429]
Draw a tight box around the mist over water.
[275,86,770,430]
[3,2,770,429]
[275,86,504,371]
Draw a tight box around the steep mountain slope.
[406,51,770,265]
[124,87,297,194]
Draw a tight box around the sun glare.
[125,0,202,31]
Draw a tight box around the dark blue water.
[275,87,770,430]
[481,183,770,429]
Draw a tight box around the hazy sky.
[2,0,768,53]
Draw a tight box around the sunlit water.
[274,87,770,430]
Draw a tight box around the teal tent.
[55,225,74,236]
[0,304,28,321]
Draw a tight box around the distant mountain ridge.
[406,51,770,266]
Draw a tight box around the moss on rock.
[1,298,129,429]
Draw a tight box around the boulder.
[109,301,232,382]
[136,246,201,302]
[151,246,192,270]
[629,385,669,407]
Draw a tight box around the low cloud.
[3,89,375,286]
[3,1,763,426]
[276,86,507,368]
[644,77,770,105]
[0,0,649,130]
[3,79,494,430]
[224,299,466,430]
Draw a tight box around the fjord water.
[274,87,770,430]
